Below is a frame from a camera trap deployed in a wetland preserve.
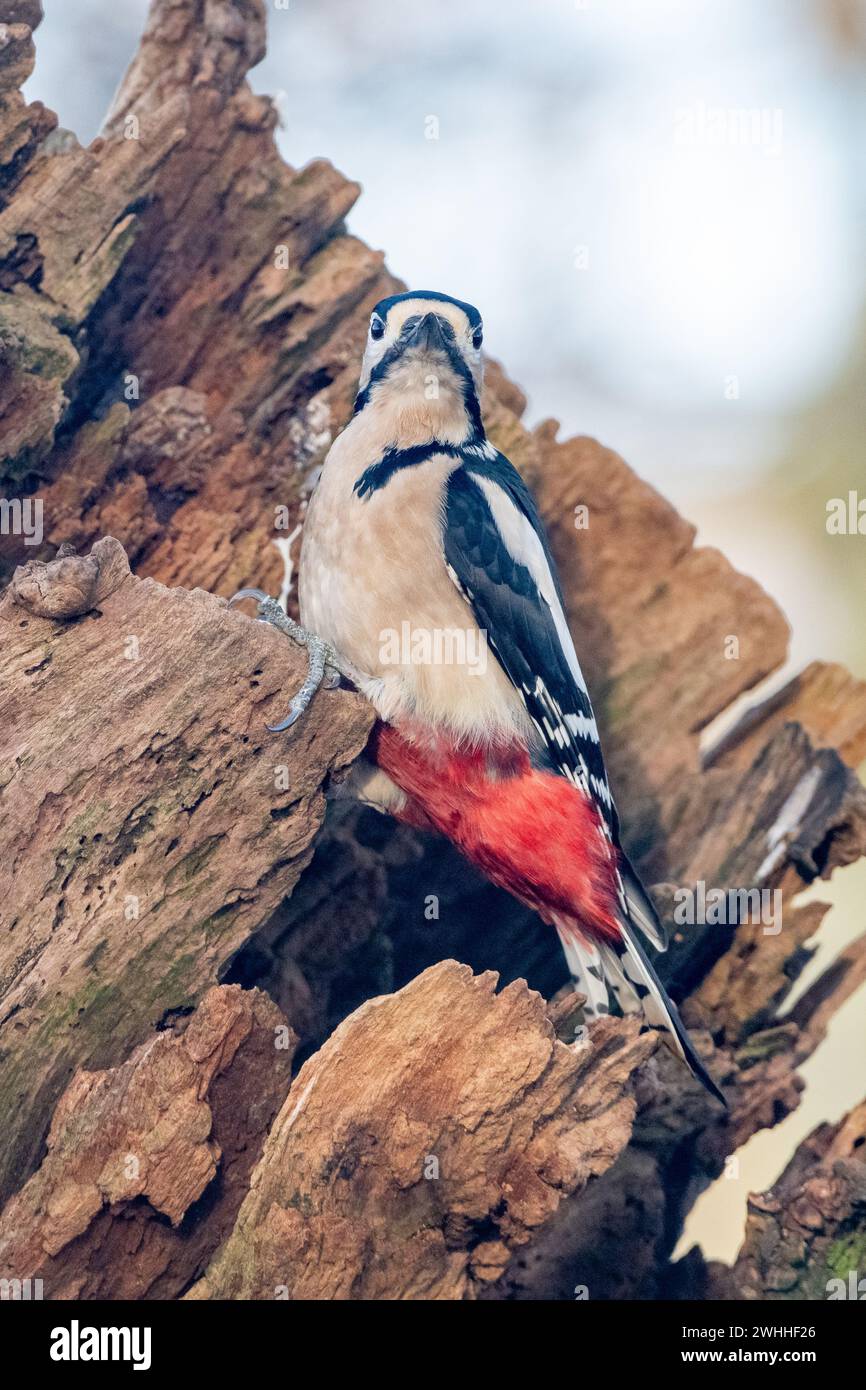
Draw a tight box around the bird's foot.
[228,588,352,732]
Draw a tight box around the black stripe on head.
[372,290,482,329]
[353,337,408,415]
[437,334,485,440]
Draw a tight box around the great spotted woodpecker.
[232,290,724,1104]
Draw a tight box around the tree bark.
[189,962,655,1301]
[0,534,371,1202]
[700,1100,866,1301]
[0,984,296,1299]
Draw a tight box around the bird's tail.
[554,861,726,1106]
[602,918,726,1105]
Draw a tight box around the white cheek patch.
[358,337,390,390]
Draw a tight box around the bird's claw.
[266,631,332,731]
[228,587,348,734]
[228,587,270,608]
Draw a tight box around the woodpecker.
[233,290,724,1104]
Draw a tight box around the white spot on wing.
[565,711,599,744]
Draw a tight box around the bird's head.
[354,290,485,442]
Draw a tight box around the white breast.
[299,424,532,745]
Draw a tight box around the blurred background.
[24,0,866,1266]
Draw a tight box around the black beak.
[406,311,447,350]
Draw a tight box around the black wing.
[442,453,619,838]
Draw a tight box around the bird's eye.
[472,325,483,349]
[370,316,385,341]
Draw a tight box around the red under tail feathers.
[372,722,621,944]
